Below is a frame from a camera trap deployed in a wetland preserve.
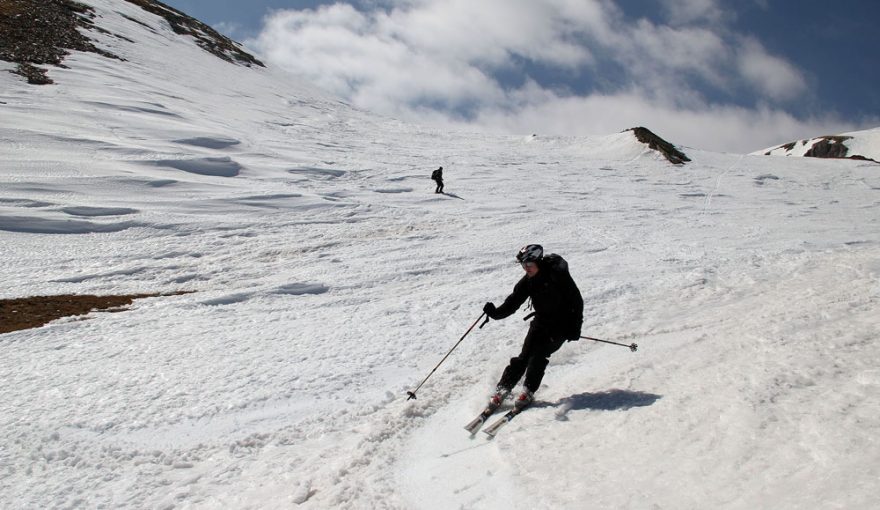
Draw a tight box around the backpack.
[522,253,577,323]
[543,253,569,276]
[543,254,582,328]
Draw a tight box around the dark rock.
[122,0,264,67]
[0,0,262,85]
[768,134,878,163]
[803,136,852,158]
[627,126,691,165]
[0,0,123,83]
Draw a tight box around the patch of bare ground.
[0,292,190,334]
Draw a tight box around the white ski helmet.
[516,244,543,263]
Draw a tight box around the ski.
[483,403,530,438]
[464,403,502,435]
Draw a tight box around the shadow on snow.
[538,389,662,416]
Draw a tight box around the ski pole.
[580,336,638,352]
[406,312,486,400]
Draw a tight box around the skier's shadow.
[536,389,661,420]
[439,191,465,200]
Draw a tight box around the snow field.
[2,1,879,508]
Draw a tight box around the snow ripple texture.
[1,1,879,509]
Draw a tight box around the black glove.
[565,323,582,341]
[483,302,498,319]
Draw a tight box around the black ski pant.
[497,322,565,393]
[434,180,444,193]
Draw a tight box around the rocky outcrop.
[627,126,691,165]
[0,0,122,84]
[123,0,263,68]
[764,135,878,163]
[0,0,262,85]
[802,136,852,158]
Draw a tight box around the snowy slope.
[756,127,880,161]
[2,1,880,509]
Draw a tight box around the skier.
[482,244,583,409]
[431,166,444,193]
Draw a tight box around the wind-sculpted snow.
[1,1,879,509]
[0,197,54,208]
[753,174,780,186]
[151,157,242,177]
[272,282,329,295]
[83,100,183,118]
[61,206,139,217]
[0,215,140,234]
[173,136,241,149]
[374,187,415,194]
[287,166,348,179]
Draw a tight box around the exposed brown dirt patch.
[0,292,189,334]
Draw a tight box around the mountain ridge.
[0,0,261,85]
[756,127,880,162]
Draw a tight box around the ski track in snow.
[2,1,880,508]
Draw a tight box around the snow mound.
[546,127,690,165]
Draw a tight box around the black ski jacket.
[492,256,583,337]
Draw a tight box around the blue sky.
[160,0,879,153]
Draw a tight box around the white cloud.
[736,38,808,102]
[252,3,506,112]
[212,21,245,40]
[622,19,730,97]
[380,0,597,69]
[465,89,854,153]
[247,0,852,153]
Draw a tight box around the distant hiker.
[431,166,444,193]
[482,244,583,408]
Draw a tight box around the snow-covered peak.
[754,126,880,162]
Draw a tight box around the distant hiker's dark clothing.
[485,256,583,392]
[431,167,444,193]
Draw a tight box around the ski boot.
[513,388,534,410]
[489,386,511,407]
